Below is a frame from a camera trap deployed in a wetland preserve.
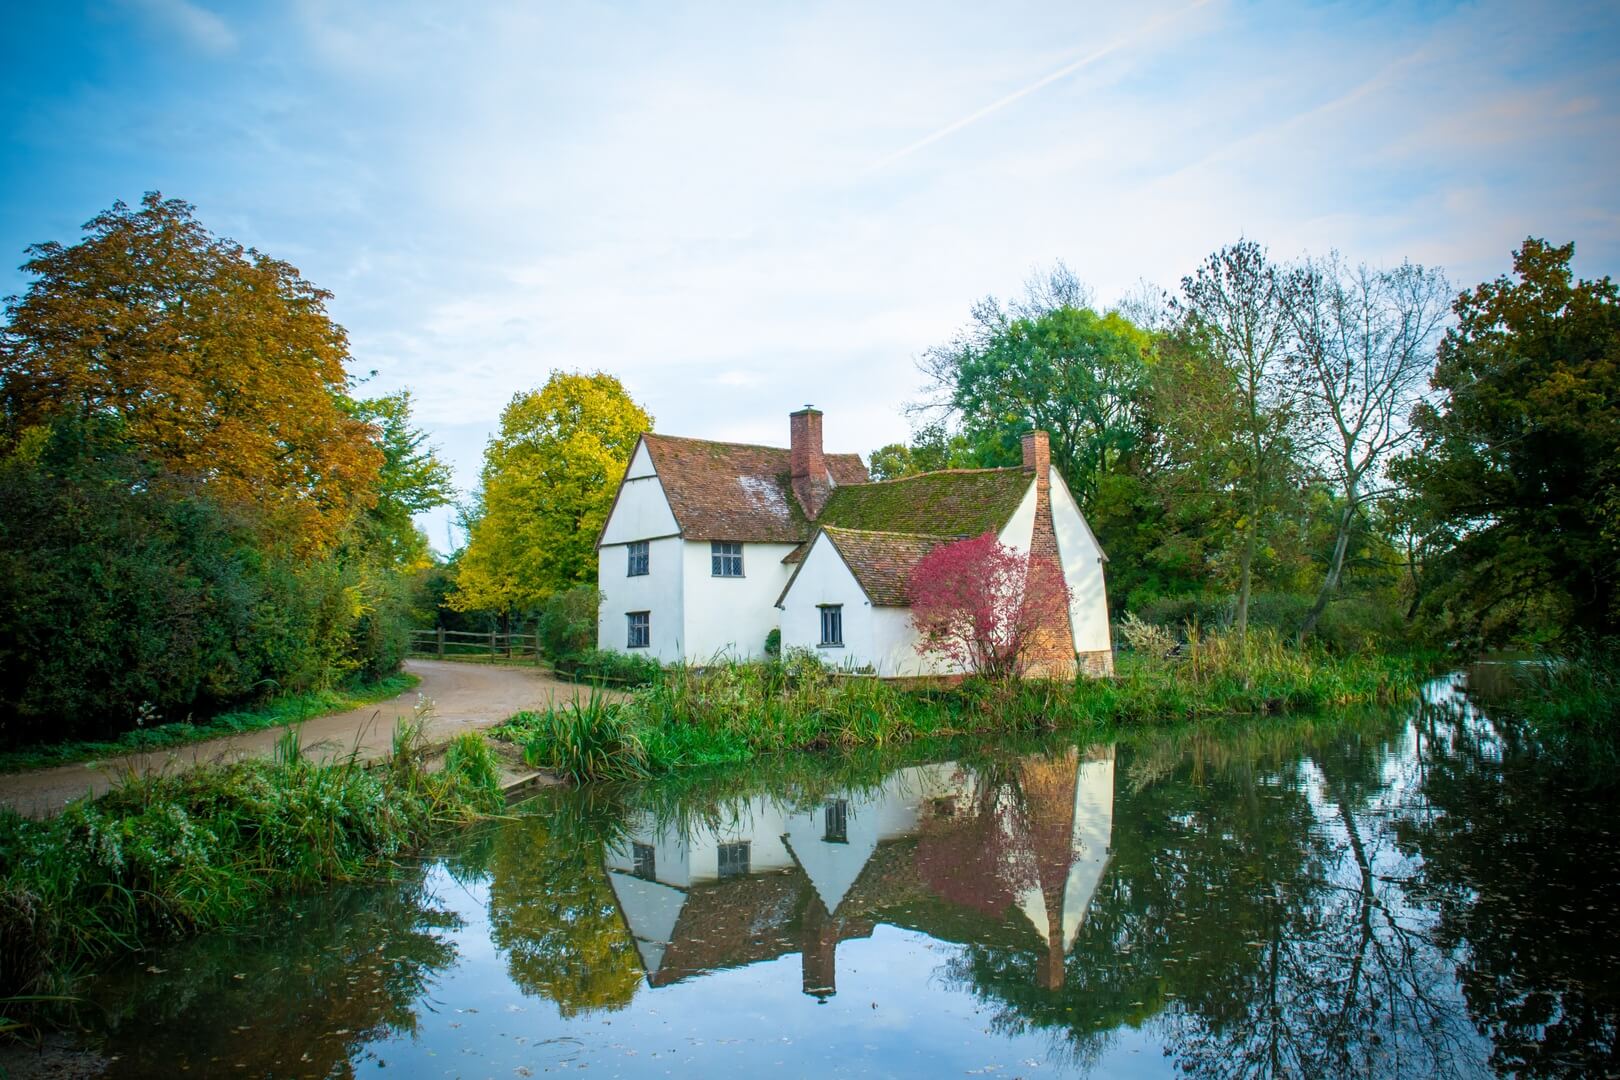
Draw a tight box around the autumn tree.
[1286,255,1450,641]
[0,193,381,549]
[451,371,651,618]
[906,531,1072,680]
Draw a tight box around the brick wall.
[1020,431,1077,680]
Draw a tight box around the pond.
[70,674,1620,1077]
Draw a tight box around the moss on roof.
[818,468,1033,538]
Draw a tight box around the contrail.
[871,0,1212,171]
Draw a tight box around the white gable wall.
[1049,470,1112,654]
[597,441,686,663]
[778,534,961,677]
[997,479,1039,552]
[681,540,798,662]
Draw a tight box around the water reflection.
[601,747,1115,1000]
[72,679,1620,1078]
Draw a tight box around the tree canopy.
[451,371,651,615]
[0,193,383,550]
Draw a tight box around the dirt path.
[0,659,611,819]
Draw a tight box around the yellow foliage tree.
[0,193,381,550]
[451,371,651,615]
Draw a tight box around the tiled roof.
[817,468,1033,538]
[641,434,868,544]
[822,528,954,607]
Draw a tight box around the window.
[819,604,843,647]
[717,841,750,878]
[627,540,649,577]
[711,541,743,577]
[632,842,656,881]
[823,799,848,844]
[626,611,650,649]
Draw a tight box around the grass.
[0,705,504,1034]
[491,632,1438,783]
[0,671,420,774]
[1485,639,1620,762]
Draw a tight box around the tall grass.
[494,630,1433,781]
[0,706,504,1028]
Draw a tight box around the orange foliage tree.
[0,193,381,550]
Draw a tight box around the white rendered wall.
[1049,470,1112,654]
[997,479,1038,552]
[597,535,685,662]
[599,443,679,545]
[778,534,960,677]
[680,540,797,662]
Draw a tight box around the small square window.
[632,842,656,881]
[627,541,649,577]
[626,611,650,649]
[711,541,743,577]
[717,841,750,878]
[823,799,848,844]
[819,605,843,647]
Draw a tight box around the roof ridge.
[643,432,788,453]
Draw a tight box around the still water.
[79,675,1620,1077]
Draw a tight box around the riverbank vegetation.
[497,633,1432,782]
[0,195,454,752]
[0,716,503,1031]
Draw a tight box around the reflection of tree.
[947,715,1500,1078]
[1396,700,1620,1076]
[86,871,458,1078]
[479,814,643,1017]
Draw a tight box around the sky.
[3,0,1618,550]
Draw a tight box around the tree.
[906,531,1072,679]
[0,193,381,550]
[1393,239,1620,642]
[916,266,1154,507]
[351,389,455,570]
[1174,241,1300,640]
[451,371,651,617]
[1286,255,1450,641]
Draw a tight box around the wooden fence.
[408,628,540,662]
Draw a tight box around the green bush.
[552,648,662,687]
[538,586,600,660]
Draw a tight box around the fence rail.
[408,628,540,662]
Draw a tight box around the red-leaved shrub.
[905,531,1072,679]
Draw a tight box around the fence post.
[489,629,497,662]
[437,626,445,658]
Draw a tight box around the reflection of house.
[603,748,1115,998]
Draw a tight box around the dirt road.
[0,659,608,819]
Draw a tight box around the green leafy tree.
[451,372,651,617]
[351,389,455,570]
[1394,239,1620,642]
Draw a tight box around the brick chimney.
[1021,429,1050,480]
[790,406,831,518]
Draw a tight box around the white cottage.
[596,408,1113,676]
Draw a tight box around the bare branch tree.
[1174,240,1298,642]
[1287,255,1451,640]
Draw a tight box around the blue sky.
[4,0,1618,549]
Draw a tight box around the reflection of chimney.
[801,894,838,1000]
[791,406,832,518]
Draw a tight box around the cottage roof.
[820,527,955,607]
[640,434,868,544]
[816,467,1033,537]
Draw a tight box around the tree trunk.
[1235,514,1257,642]
[1298,497,1357,642]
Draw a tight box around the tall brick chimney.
[790,406,831,518]
[1021,429,1050,480]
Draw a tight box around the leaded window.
[717,841,750,878]
[819,604,843,647]
[711,541,743,577]
[627,611,650,649]
[627,540,649,577]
